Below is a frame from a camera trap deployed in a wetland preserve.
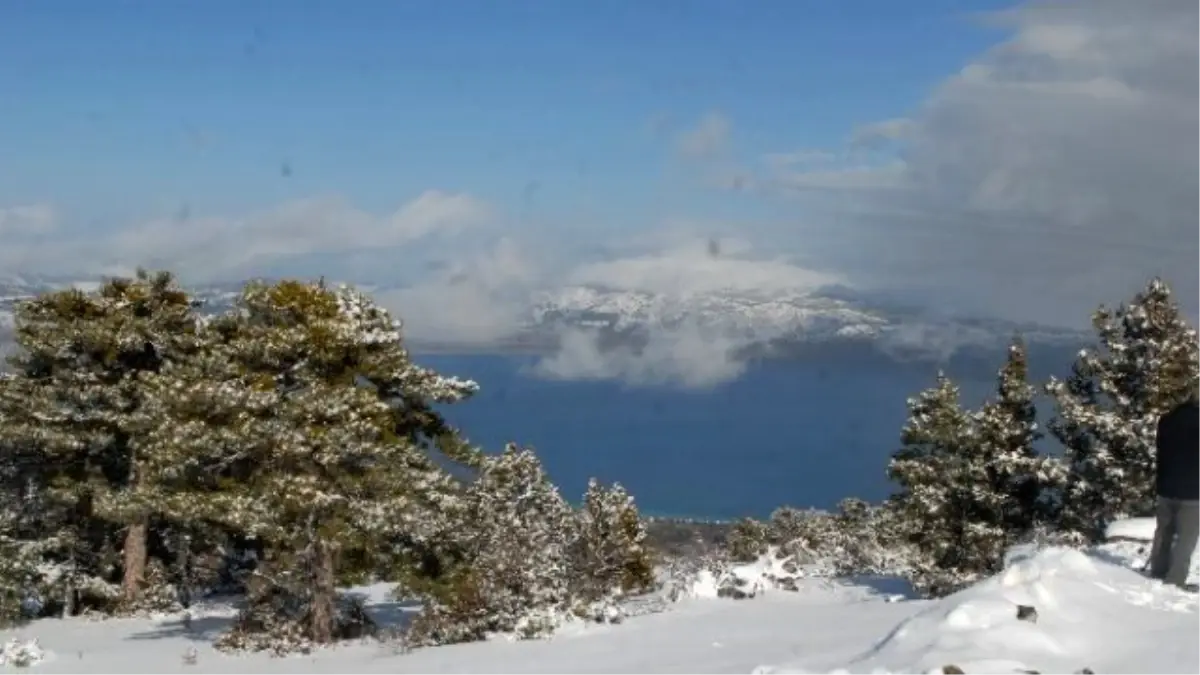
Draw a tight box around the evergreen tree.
[0,270,202,612]
[405,443,576,646]
[0,501,38,626]
[890,348,1073,596]
[572,479,656,602]
[725,517,770,563]
[974,338,1064,535]
[829,497,913,577]
[137,280,481,651]
[1046,278,1199,540]
[887,372,1000,596]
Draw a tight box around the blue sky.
[0,0,1195,341]
[1,0,1005,222]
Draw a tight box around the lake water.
[417,353,1009,521]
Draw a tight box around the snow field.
[1,520,1196,674]
[755,529,1198,674]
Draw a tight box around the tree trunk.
[121,520,148,606]
[309,540,336,644]
[61,554,77,619]
[175,530,193,608]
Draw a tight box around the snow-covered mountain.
[527,284,1089,362]
[531,286,889,342]
[0,275,1089,364]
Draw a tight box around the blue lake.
[417,353,1008,520]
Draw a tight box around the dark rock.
[1016,604,1039,623]
[1075,669,1095,674]
[942,666,965,674]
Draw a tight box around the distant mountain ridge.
[0,275,1090,370]
[526,284,1087,358]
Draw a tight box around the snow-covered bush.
[0,638,45,668]
[403,446,659,647]
[752,502,910,574]
[571,479,656,602]
[214,573,377,656]
[403,443,577,646]
[713,499,915,598]
[725,518,771,563]
[115,559,182,617]
[659,551,732,602]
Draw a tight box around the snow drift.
[756,543,1198,674]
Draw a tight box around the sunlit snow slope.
[1,520,1195,674]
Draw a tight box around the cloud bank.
[737,0,1198,326]
[527,236,842,388]
[0,191,494,284]
[531,323,748,390]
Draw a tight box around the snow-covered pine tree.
[137,280,480,652]
[0,381,36,625]
[404,443,576,646]
[0,270,203,614]
[572,479,656,604]
[974,337,1065,538]
[0,491,40,627]
[1046,278,1200,540]
[0,389,68,625]
[829,497,913,577]
[725,517,770,563]
[887,372,999,597]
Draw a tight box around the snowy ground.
[2,522,1196,674]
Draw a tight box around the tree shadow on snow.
[125,614,235,643]
[343,591,422,634]
[828,574,920,602]
[124,594,247,644]
[123,592,422,644]
[1088,545,1148,572]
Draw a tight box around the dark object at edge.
[1155,399,1199,501]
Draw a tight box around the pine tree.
[974,337,1064,535]
[0,395,47,626]
[887,372,999,596]
[0,270,202,612]
[0,487,40,627]
[725,518,770,563]
[1046,278,1199,540]
[572,479,656,602]
[405,443,576,646]
[137,280,481,652]
[829,497,913,576]
[891,348,1073,596]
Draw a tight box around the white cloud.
[761,150,838,170]
[531,323,747,390]
[567,236,841,296]
[0,191,494,283]
[0,204,56,236]
[528,234,842,389]
[372,238,541,346]
[675,111,732,159]
[374,229,837,388]
[730,0,1199,327]
[0,192,845,388]
[766,162,910,194]
[849,118,914,149]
